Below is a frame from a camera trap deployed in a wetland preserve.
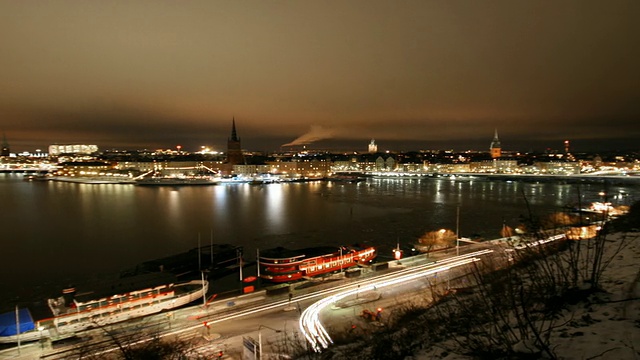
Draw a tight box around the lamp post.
[38,326,44,351]
[339,247,343,273]
[256,248,261,278]
[15,305,20,355]
[238,248,244,282]
[456,205,460,256]
[201,270,207,309]
[258,325,282,360]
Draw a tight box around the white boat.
[0,279,208,343]
[135,177,218,186]
[48,176,136,184]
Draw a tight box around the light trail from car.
[299,250,494,352]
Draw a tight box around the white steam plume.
[282,125,336,147]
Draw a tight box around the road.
[0,241,517,359]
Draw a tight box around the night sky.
[1,1,639,153]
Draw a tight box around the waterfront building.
[534,161,581,175]
[56,160,112,175]
[490,129,502,158]
[470,159,518,173]
[385,156,396,171]
[427,163,471,173]
[331,160,357,172]
[266,159,331,178]
[366,154,402,172]
[375,156,385,170]
[357,160,377,172]
[233,164,271,177]
[397,163,423,172]
[115,160,222,176]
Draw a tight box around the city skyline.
[1,1,639,153]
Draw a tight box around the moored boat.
[326,174,366,183]
[259,245,376,283]
[135,177,218,186]
[48,176,136,184]
[0,279,208,343]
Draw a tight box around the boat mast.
[238,248,243,281]
[256,248,260,278]
[198,233,206,309]
[198,233,202,271]
[201,271,206,308]
[15,305,20,353]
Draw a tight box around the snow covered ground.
[415,232,640,360]
[550,233,640,359]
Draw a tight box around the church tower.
[226,118,244,165]
[490,129,501,158]
[368,139,378,153]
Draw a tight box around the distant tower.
[490,129,501,158]
[226,118,244,165]
[368,139,378,153]
[1,133,10,157]
[564,140,570,154]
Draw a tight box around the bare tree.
[73,320,198,360]
[417,229,456,253]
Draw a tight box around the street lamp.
[258,325,282,360]
[38,326,44,351]
[456,205,460,256]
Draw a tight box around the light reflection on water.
[0,174,634,297]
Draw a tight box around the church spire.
[490,128,502,158]
[226,117,244,166]
[230,117,239,142]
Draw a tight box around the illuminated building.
[534,161,580,175]
[232,164,271,176]
[490,129,501,158]
[374,156,396,171]
[470,159,518,173]
[368,139,378,153]
[57,160,112,176]
[266,159,331,178]
[49,144,98,156]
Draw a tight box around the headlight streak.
[299,249,494,352]
[61,249,495,358]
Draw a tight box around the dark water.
[0,174,633,303]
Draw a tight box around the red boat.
[258,245,377,283]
